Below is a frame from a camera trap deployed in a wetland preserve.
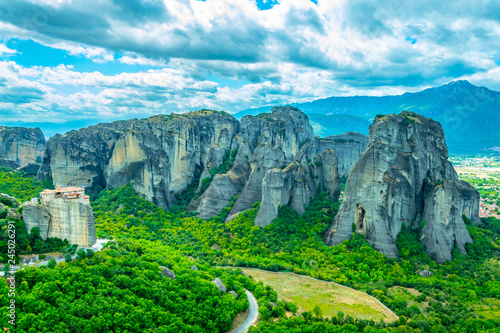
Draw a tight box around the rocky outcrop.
[419,270,433,277]
[190,106,319,220]
[160,266,176,280]
[254,150,341,227]
[0,158,20,170]
[301,132,368,175]
[0,126,45,166]
[38,111,239,209]
[212,277,227,292]
[37,107,357,223]
[239,106,313,161]
[15,163,41,175]
[323,112,480,263]
[226,144,285,221]
[226,107,314,220]
[188,142,252,219]
[23,186,96,247]
[1,193,20,208]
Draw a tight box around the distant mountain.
[376,81,500,153]
[236,80,500,154]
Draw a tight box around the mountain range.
[236,80,500,154]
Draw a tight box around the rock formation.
[37,107,360,224]
[160,266,176,280]
[212,277,227,292]
[0,126,45,167]
[300,132,368,175]
[254,150,341,227]
[323,112,480,263]
[188,141,252,219]
[38,111,240,209]
[23,185,97,247]
[191,106,321,221]
[0,158,20,170]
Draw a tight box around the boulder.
[212,277,226,292]
[419,270,433,277]
[160,266,176,280]
[229,291,238,299]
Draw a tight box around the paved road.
[1,238,111,276]
[233,290,258,333]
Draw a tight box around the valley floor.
[232,267,398,322]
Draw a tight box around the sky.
[0,0,499,136]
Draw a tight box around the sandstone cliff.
[38,107,353,224]
[23,186,96,247]
[0,126,45,167]
[254,150,341,227]
[323,112,480,263]
[225,106,315,220]
[188,106,335,222]
[38,111,239,209]
[300,132,368,175]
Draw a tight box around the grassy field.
[238,268,398,322]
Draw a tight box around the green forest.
[1,168,500,332]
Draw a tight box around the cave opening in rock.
[355,204,366,232]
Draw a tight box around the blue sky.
[0,0,499,136]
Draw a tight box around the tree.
[64,254,72,263]
[312,305,323,318]
[48,259,56,269]
[32,239,44,252]
[76,249,86,261]
[2,263,10,276]
[86,249,95,258]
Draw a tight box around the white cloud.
[0,44,18,56]
[0,0,499,125]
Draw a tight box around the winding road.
[4,240,260,332]
[233,290,258,333]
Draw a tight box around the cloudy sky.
[0,0,499,135]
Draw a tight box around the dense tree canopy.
[1,169,499,332]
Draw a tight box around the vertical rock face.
[254,150,341,227]
[310,149,342,199]
[0,126,45,166]
[37,107,354,224]
[23,186,97,247]
[38,111,240,209]
[219,106,315,220]
[106,131,174,209]
[188,142,252,219]
[300,132,368,175]
[323,112,480,263]
[176,107,342,223]
[225,144,286,220]
[239,106,313,161]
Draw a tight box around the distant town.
[452,155,500,219]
